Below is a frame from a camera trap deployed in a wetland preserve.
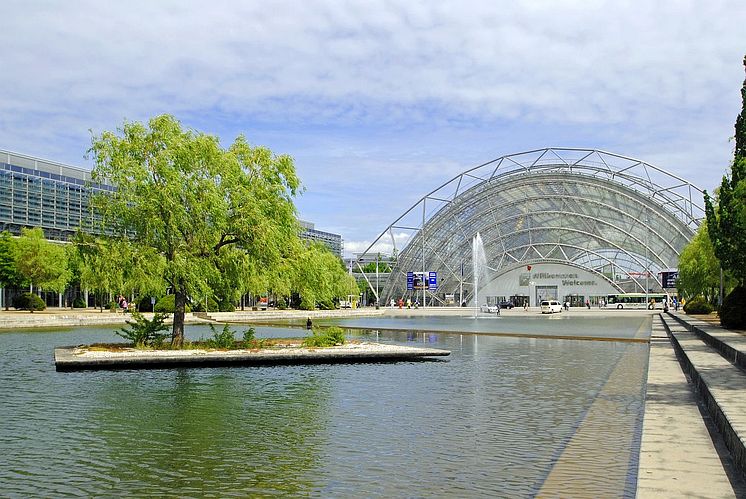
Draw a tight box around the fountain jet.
[472,232,487,316]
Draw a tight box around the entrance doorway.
[511,295,529,307]
[536,286,557,304]
[564,295,585,308]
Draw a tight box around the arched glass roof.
[356,147,703,304]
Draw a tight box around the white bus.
[606,293,668,309]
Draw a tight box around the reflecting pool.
[315,314,650,340]
[0,318,649,497]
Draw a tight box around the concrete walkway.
[0,305,658,330]
[54,342,450,371]
[637,316,739,497]
[662,313,746,480]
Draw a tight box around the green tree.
[89,115,301,346]
[361,259,392,274]
[75,234,165,312]
[13,227,70,296]
[704,56,746,285]
[358,278,376,305]
[677,224,722,301]
[0,231,23,310]
[293,243,358,310]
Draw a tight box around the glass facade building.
[0,149,111,241]
[356,148,704,306]
[0,150,344,258]
[299,220,343,256]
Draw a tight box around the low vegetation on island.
[109,311,347,352]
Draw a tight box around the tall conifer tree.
[704,56,746,285]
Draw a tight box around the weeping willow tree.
[292,242,358,310]
[677,224,725,302]
[89,115,301,347]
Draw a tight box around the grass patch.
[302,326,346,348]
[79,324,357,353]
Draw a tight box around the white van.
[540,300,563,314]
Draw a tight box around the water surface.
[0,320,648,497]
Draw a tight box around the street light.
[645,215,650,307]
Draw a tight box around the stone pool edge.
[54,342,451,371]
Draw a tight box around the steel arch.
[356,148,703,305]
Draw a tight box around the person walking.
[586,299,591,309]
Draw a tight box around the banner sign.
[660,270,679,289]
[413,272,426,289]
[408,271,437,290]
[428,271,437,290]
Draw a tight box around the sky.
[1,1,745,257]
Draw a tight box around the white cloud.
[3,1,743,127]
[344,232,412,258]
[1,0,744,243]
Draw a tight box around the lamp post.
[460,260,464,307]
[645,215,650,307]
[375,253,379,307]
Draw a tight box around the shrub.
[13,292,46,312]
[721,285,746,329]
[205,324,236,349]
[72,297,87,308]
[138,296,157,313]
[217,299,235,312]
[317,300,335,310]
[154,294,192,313]
[116,312,169,348]
[242,327,256,343]
[683,296,714,315]
[277,297,288,310]
[302,326,346,348]
[192,297,219,312]
[299,296,315,310]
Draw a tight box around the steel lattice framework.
[356,147,703,305]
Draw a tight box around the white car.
[480,304,500,313]
[540,300,563,314]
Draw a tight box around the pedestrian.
[564,301,569,311]
[523,301,528,311]
[306,317,312,330]
[586,299,590,309]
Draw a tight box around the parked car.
[480,304,500,314]
[499,300,514,309]
[540,300,563,314]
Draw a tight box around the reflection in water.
[319,314,649,340]
[0,321,649,497]
[88,367,331,496]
